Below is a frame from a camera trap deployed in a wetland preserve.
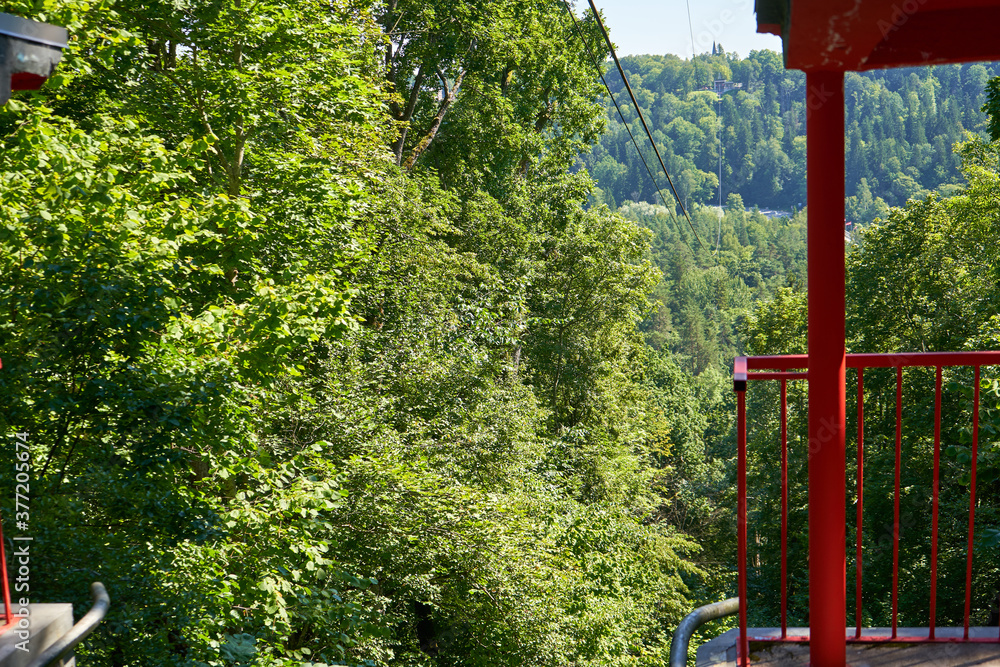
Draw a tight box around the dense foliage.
[0,1,736,665]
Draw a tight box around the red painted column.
[806,69,846,667]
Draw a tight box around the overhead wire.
[685,0,697,60]
[585,0,707,250]
[557,0,685,239]
[717,95,723,256]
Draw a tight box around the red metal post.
[781,378,788,639]
[734,357,748,391]
[737,389,749,666]
[965,366,980,640]
[855,369,864,638]
[930,367,942,638]
[892,367,903,638]
[806,69,846,667]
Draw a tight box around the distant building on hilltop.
[713,79,742,96]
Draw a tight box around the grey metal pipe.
[669,597,739,667]
[27,582,110,667]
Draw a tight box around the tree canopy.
[0,1,727,665]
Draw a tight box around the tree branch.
[390,63,427,165]
[402,68,465,170]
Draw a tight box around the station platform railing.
[733,351,1000,665]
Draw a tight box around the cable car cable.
[558,0,684,236]
[685,0,697,59]
[586,0,706,250]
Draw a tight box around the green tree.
[380,0,607,183]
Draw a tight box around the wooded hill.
[582,50,1000,224]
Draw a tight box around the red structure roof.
[756,0,1000,70]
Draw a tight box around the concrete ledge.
[697,627,1000,666]
[0,604,74,667]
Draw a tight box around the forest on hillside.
[2,0,1000,665]
[583,50,1000,222]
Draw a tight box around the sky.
[588,0,783,59]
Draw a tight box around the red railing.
[733,351,1000,665]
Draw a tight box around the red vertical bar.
[929,366,942,639]
[892,366,903,639]
[965,366,980,640]
[806,69,846,667]
[738,390,749,666]
[781,378,788,640]
[855,368,864,638]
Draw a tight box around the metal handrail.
[668,597,739,667]
[733,351,1000,666]
[26,582,109,667]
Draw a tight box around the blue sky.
[588,0,782,58]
